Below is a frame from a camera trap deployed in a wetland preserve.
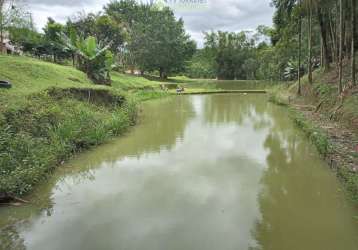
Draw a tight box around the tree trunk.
[339,0,343,93]
[329,12,338,63]
[317,8,330,71]
[72,53,75,67]
[159,67,167,79]
[352,0,356,85]
[308,0,313,85]
[298,1,302,96]
[0,24,3,54]
[0,0,5,54]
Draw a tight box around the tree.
[307,0,313,85]
[133,7,194,78]
[106,1,195,78]
[185,49,216,79]
[0,0,7,53]
[316,0,331,71]
[43,18,67,62]
[5,5,39,54]
[0,0,23,53]
[66,13,126,54]
[338,0,343,93]
[62,34,114,85]
[203,31,258,80]
[8,22,41,53]
[105,0,140,30]
[298,0,302,95]
[351,0,356,85]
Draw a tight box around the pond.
[0,94,357,250]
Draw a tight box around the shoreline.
[269,91,358,204]
[175,90,267,95]
[0,88,167,203]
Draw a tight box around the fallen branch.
[0,194,29,204]
[330,105,343,120]
[12,196,29,204]
[315,101,324,113]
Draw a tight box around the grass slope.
[0,56,93,103]
[0,55,164,196]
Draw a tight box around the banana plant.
[62,32,115,85]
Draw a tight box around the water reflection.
[203,94,270,131]
[252,113,358,250]
[68,96,195,169]
[0,94,357,250]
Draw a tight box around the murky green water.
[1,94,357,250]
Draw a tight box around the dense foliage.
[270,0,357,92]
[1,0,196,81]
[185,28,276,81]
[1,0,357,85]
[105,1,196,78]
[185,0,357,87]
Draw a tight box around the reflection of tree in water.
[133,96,195,154]
[251,112,358,250]
[0,225,25,250]
[204,94,270,129]
[60,96,195,170]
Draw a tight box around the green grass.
[111,72,162,91]
[0,55,93,102]
[285,63,358,131]
[290,108,332,157]
[267,84,292,106]
[0,55,167,196]
[0,90,137,196]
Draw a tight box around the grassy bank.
[291,107,358,203]
[0,55,284,197]
[0,55,166,197]
[0,89,136,196]
[268,66,358,204]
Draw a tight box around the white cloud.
[25,0,274,45]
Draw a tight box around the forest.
[1,0,357,87]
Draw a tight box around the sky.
[24,0,274,46]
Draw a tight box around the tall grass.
[0,90,137,196]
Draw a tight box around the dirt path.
[293,104,358,172]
